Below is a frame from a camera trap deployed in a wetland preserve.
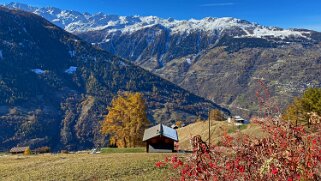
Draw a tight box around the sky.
[1,0,321,31]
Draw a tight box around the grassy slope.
[177,121,266,151]
[0,122,266,180]
[101,147,145,154]
[0,153,172,181]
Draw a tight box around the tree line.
[100,88,321,148]
[282,88,321,127]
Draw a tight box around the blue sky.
[2,0,321,31]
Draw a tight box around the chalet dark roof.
[10,146,29,153]
[171,124,179,129]
[143,124,178,142]
[234,116,245,121]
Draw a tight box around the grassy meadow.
[101,147,145,154]
[0,121,266,181]
[177,120,266,150]
[0,152,174,181]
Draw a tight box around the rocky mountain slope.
[5,2,319,69]
[4,2,321,117]
[0,7,228,151]
[156,45,321,116]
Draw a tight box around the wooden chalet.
[171,124,179,129]
[143,124,178,153]
[9,146,29,154]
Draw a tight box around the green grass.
[101,147,146,154]
[237,124,248,130]
[228,124,249,134]
[0,153,174,181]
[0,152,7,156]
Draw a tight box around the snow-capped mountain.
[4,2,313,39]
[3,2,321,119]
[5,2,320,71]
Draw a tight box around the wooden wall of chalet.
[146,136,174,153]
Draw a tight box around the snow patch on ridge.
[31,69,46,74]
[239,27,309,39]
[65,66,77,74]
[119,61,128,67]
[68,50,76,57]
[186,58,192,64]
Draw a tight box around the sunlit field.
[0,152,173,181]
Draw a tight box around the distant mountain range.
[3,3,321,119]
[0,7,228,151]
[5,3,321,68]
[4,2,317,36]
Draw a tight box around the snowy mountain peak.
[3,2,313,40]
[5,2,36,11]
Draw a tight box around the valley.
[5,2,321,117]
[0,7,226,151]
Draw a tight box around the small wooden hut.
[9,146,29,154]
[143,124,178,153]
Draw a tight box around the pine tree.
[101,92,150,147]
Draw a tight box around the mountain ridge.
[4,2,321,70]
[3,2,321,118]
[0,6,228,151]
[4,2,318,38]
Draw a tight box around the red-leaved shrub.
[157,118,321,180]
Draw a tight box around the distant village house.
[228,116,249,125]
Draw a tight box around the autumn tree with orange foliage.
[101,92,150,148]
[175,121,183,128]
